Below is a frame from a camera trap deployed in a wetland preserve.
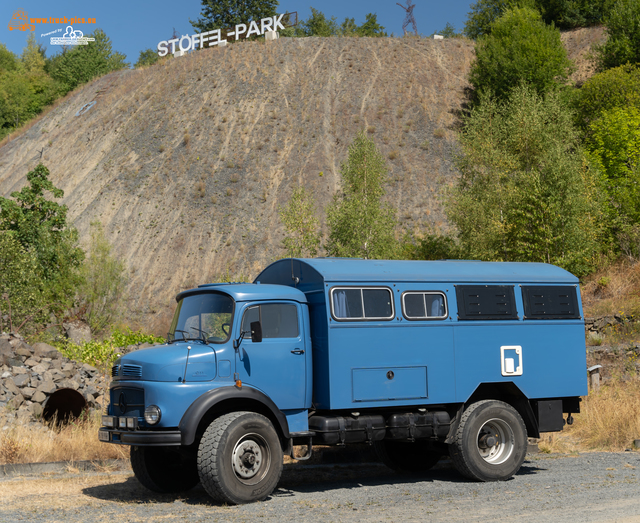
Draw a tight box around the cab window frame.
[240,302,300,339]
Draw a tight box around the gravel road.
[1,452,639,523]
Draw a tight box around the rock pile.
[0,332,108,422]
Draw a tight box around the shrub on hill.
[469,7,573,101]
[574,63,640,129]
[594,0,640,71]
[447,85,605,276]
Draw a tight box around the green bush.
[469,7,573,101]
[0,233,45,334]
[595,0,640,71]
[447,85,605,276]
[79,222,128,335]
[574,64,640,129]
[56,328,164,371]
[0,164,84,324]
[587,106,640,224]
[326,130,398,259]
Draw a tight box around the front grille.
[122,364,142,378]
[111,365,119,377]
[110,387,145,417]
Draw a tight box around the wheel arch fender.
[445,382,539,443]
[179,386,290,447]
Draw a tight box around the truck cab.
[99,258,587,504]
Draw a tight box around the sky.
[2,1,474,63]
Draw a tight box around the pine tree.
[326,131,398,259]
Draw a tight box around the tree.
[49,29,128,92]
[79,222,128,334]
[535,0,611,28]
[278,187,320,258]
[595,0,640,71]
[464,0,608,39]
[326,131,398,259]
[0,164,84,313]
[434,23,463,38]
[574,63,640,129]
[446,85,604,276]
[297,7,340,36]
[469,7,573,101]
[464,0,521,39]
[0,39,62,139]
[0,232,44,335]
[356,13,387,37]
[135,49,160,68]
[191,0,279,33]
[587,106,640,224]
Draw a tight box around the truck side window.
[331,287,394,320]
[241,304,299,338]
[402,292,447,320]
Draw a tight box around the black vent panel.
[522,286,580,319]
[122,364,142,378]
[111,365,119,377]
[456,285,518,320]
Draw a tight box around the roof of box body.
[256,258,579,284]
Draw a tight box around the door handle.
[291,349,304,355]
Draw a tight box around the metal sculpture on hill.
[397,0,418,36]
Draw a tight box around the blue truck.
[99,258,587,504]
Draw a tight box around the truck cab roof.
[176,282,307,303]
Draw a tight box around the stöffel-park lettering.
[157,14,286,56]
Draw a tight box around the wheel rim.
[475,418,515,465]
[231,433,271,485]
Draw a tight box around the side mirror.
[250,321,263,343]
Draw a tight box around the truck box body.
[256,258,588,410]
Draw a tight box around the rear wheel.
[448,400,527,481]
[374,440,442,473]
[197,411,283,504]
[130,446,199,493]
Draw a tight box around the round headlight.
[144,405,161,425]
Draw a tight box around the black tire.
[130,445,199,493]
[374,440,442,473]
[448,400,527,482]
[197,411,283,504]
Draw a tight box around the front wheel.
[448,400,527,482]
[130,446,199,493]
[197,411,283,504]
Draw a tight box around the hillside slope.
[0,30,604,330]
[0,37,474,328]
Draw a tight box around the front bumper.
[98,427,182,446]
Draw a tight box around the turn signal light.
[235,379,242,388]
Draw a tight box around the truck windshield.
[168,292,234,343]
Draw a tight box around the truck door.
[236,302,307,410]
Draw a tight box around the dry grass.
[539,378,640,453]
[0,415,128,465]
[581,259,640,318]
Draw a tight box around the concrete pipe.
[42,388,87,423]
